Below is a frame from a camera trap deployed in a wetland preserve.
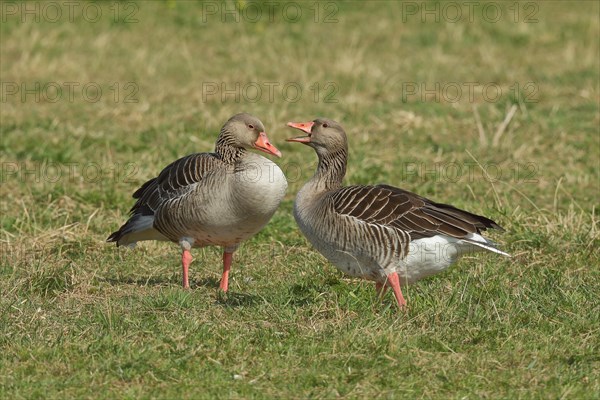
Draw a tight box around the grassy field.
[1,0,599,398]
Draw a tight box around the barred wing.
[331,184,503,240]
[129,153,224,216]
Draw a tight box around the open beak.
[254,132,282,158]
[286,121,314,144]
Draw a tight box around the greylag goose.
[108,113,288,291]
[287,118,510,309]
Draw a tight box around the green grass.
[1,1,599,398]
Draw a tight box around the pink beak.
[286,121,314,144]
[254,132,282,158]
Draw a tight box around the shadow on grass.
[99,276,262,306]
[284,281,331,307]
[215,291,263,307]
[99,276,222,289]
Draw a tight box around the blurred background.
[1,1,599,398]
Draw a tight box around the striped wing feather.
[129,153,223,216]
[331,184,503,240]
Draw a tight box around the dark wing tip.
[106,230,121,246]
[490,221,506,232]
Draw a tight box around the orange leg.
[182,249,192,289]
[387,272,407,310]
[219,251,233,292]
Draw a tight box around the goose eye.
[248,124,254,129]
[322,123,329,128]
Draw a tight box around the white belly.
[395,236,461,283]
[306,234,467,285]
[397,233,503,283]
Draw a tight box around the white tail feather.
[116,215,169,247]
[465,240,512,257]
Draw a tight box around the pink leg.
[182,249,192,289]
[387,272,407,310]
[219,251,233,292]
[375,281,388,298]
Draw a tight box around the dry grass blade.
[492,104,518,147]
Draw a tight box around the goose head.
[221,113,282,157]
[286,118,348,157]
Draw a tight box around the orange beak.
[286,121,314,144]
[254,132,282,158]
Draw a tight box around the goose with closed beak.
[287,118,509,310]
[108,113,288,291]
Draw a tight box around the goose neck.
[215,131,245,163]
[310,148,347,191]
